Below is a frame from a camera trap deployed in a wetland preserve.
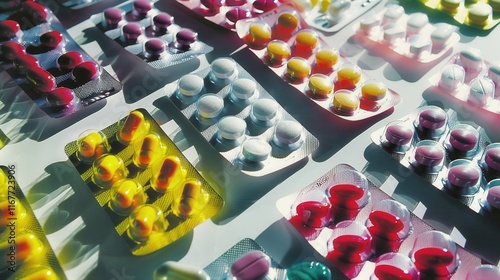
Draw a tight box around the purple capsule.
[104,8,123,29]
[485,148,500,172]
[385,123,413,146]
[176,28,197,47]
[226,8,252,24]
[152,12,173,35]
[231,251,270,280]
[133,0,152,18]
[449,128,478,152]
[47,87,75,107]
[122,22,142,44]
[144,38,165,59]
[415,145,444,167]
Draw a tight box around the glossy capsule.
[127,204,167,243]
[266,40,290,65]
[0,41,26,61]
[154,261,210,280]
[0,19,20,41]
[173,180,205,218]
[286,57,311,82]
[133,133,165,168]
[57,51,84,72]
[109,179,146,215]
[72,61,100,83]
[117,110,149,144]
[1,232,43,265]
[92,154,128,188]
[77,130,109,163]
[152,156,185,193]
[26,67,56,93]
[20,267,59,280]
[39,30,64,49]
[0,197,26,227]
[245,21,271,49]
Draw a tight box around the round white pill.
[230,78,257,100]
[274,120,303,147]
[468,77,494,107]
[459,48,483,71]
[406,13,429,36]
[210,57,237,79]
[218,116,247,141]
[439,64,465,91]
[242,138,271,162]
[196,94,224,118]
[431,23,454,50]
[178,74,204,97]
[383,5,405,25]
[250,99,280,125]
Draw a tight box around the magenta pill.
[448,164,480,188]
[152,12,173,34]
[226,0,248,6]
[0,41,26,61]
[144,38,165,59]
[449,128,478,152]
[226,8,252,24]
[0,19,20,41]
[40,30,63,49]
[486,186,500,209]
[26,67,56,93]
[485,148,500,172]
[104,8,123,29]
[133,0,152,17]
[176,28,197,47]
[418,108,446,130]
[385,123,413,145]
[415,145,444,167]
[201,0,223,11]
[253,0,279,12]
[122,22,142,43]
[47,87,75,107]
[231,251,271,280]
[57,51,84,71]
[72,61,100,83]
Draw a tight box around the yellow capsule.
[128,205,166,243]
[361,80,387,101]
[320,0,331,12]
[134,133,164,168]
[0,198,26,227]
[308,74,334,96]
[276,11,299,33]
[0,169,6,188]
[246,21,271,49]
[286,57,311,82]
[332,90,360,116]
[77,131,108,162]
[152,156,185,193]
[294,29,318,54]
[114,180,138,209]
[266,40,290,64]
[337,63,362,87]
[92,154,127,188]
[315,48,339,69]
[0,232,44,265]
[118,110,149,144]
[20,267,59,280]
[175,180,203,218]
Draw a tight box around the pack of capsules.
[91,0,213,69]
[235,5,401,121]
[164,57,319,177]
[427,47,500,119]
[64,109,224,255]
[0,166,66,279]
[276,163,494,279]
[353,4,460,64]
[370,104,500,219]
[152,238,333,279]
[175,0,282,30]
[406,0,500,30]
[0,1,122,118]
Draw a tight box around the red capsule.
[57,51,84,71]
[47,87,75,107]
[0,19,20,41]
[40,30,63,49]
[26,67,57,93]
[21,2,48,26]
[14,54,40,73]
[0,41,25,61]
[72,61,100,83]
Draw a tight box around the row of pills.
[0,2,122,118]
[93,0,213,68]
[355,4,459,63]
[164,57,319,176]
[65,109,223,255]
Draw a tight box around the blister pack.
[407,0,500,30]
[353,4,460,64]
[0,1,122,118]
[0,129,9,151]
[235,6,401,121]
[370,104,500,217]
[55,0,103,9]
[0,166,66,279]
[90,0,213,69]
[427,47,500,118]
[175,0,282,30]
[276,164,486,279]
[64,109,224,255]
[164,57,319,177]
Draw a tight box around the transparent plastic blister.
[175,0,282,30]
[0,166,66,280]
[163,57,319,177]
[409,0,500,30]
[235,6,401,121]
[370,104,500,216]
[63,109,224,255]
[300,0,382,33]
[90,0,213,69]
[0,2,122,118]
[276,164,485,279]
[428,48,500,117]
[353,4,460,64]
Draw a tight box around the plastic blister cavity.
[90,0,213,69]
[163,57,319,177]
[64,109,223,255]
